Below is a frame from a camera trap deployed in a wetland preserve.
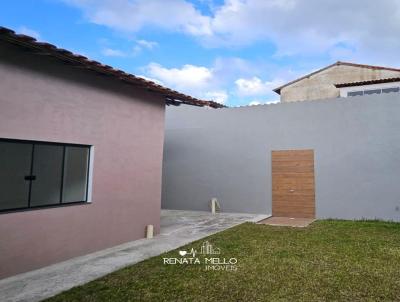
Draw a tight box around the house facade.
[0,27,220,279]
[274,62,400,102]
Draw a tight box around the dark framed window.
[347,86,400,97]
[382,87,400,94]
[364,89,381,95]
[347,90,363,97]
[0,138,91,213]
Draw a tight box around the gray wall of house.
[162,94,400,221]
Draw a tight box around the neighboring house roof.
[273,61,400,95]
[335,77,400,88]
[0,26,225,109]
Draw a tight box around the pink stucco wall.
[0,43,165,279]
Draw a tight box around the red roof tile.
[335,77,400,88]
[0,26,225,108]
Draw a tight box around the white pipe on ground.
[146,225,154,239]
[210,198,220,214]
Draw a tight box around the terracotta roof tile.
[0,26,225,108]
[335,77,400,88]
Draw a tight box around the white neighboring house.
[335,78,400,98]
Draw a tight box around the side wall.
[0,43,165,279]
[280,65,400,102]
[162,95,400,221]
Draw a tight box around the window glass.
[62,146,89,203]
[382,87,399,94]
[348,91,363,97]
[0,139,91,212]
[364,89,381,95]
[0,141,32,210]
[30,144,64,206]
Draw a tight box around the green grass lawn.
[45,220,400,302]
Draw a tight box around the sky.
[2,0,400,106]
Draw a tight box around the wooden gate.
[272,150,315,218]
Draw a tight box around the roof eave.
[273,88,281,95]
[0,26,226,109]
[335,77,400,88]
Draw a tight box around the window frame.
[0,138,92,214]
[382,87,400,94]
[347,86,400,97]
[347,90,364,97]
[364,89,382,95]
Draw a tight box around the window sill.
[0,201,91,215]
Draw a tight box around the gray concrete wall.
[162,95,400,221]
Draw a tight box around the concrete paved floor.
[259,216,315,227]
[0,210,268,302]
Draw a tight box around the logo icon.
[163,240,237,271]
[200,241,220,255]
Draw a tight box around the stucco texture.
[162,95,400,222]
[0,43,165,279]
[280,64,400,102]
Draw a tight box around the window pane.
[348,91,363,97]
[30,144,64,206]
[382,87,399,94]
[0,141,32,210]
[62,147,89,203]
[364,89,381,95]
